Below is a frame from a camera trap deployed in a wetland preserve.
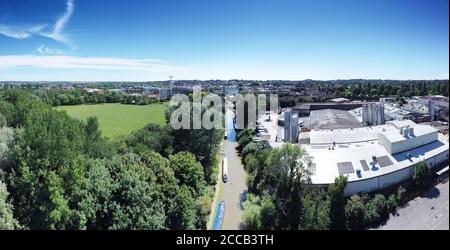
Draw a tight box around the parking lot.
[378,179,449,230]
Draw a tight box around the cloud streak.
[37,45,64,55]
[39,0,75,47]
[0,25,30,39]
[0,55,194,73]
[0,24,46,39]
[0,0,75,50]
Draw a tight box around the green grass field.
[57,103,167,138]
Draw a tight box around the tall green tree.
[84,116,116,159]
[106,154,166,230]
[167,185,197,230]
[412,161,432,190]
[73,159,113,229]
[327,176,347,230]
[169,152,205,198]
[9,108,86,229]
[264,144,312,229]
[127,124,174,157]
[0,181,21,230]
[345,194,366,230]
[302,190,330,230]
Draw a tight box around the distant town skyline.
[0,0,448,81]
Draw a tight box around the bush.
[386,194,398,214]
[242,194,262,230]
[412,162,432,190]
[397,186,407,204]
[241,142,258,163]
[259,196,277,230]
[0,113,6,127]
[364,194,387,226]
[328,176,347,230]
[345,195,366,230]
[237,129,254,151]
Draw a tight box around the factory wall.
[378,167,412,189]
[377,133,393,154]
[343,149,449,197]
[344,177,379,196]
[426,150,449,169]
[390,131,438,154]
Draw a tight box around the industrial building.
[292,102,373,116]
[429,98,449,122]
[309,109,363,130]
[302,120,448,196]
[221,85,239,96]
[256,111,449,197]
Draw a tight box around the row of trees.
[3,88,161,107]
[263,80,448,108]
[0,89,223,229]
[288,80,448,104]
[237,130,436,230]
[329,81,448,100]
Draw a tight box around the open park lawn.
[57,103,167,138]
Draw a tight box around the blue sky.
[0,0,448,81]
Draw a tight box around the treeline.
[250,80,447,108]
[290,81,448,102]
[2,88,161,107]
[323,80,449,101]
[237,130,435,230]
[0,89,222,230]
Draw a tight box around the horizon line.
[0,78,449,83]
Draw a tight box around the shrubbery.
[412,162,432,190]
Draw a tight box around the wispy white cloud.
[37,45,64,55]
[0,24,46,39]
[0,25,30,39]
[0,0,75,49]
[0,55,194,73]
[38,0,75,47]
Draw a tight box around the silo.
[429,100,436,121]
[362,104,368,124]
[379,102,385,125]
[284,110,292,142]
[291,113,299,143]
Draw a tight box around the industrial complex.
[254,97,449,196]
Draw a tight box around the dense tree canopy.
[0,89,222,230]
[0,181,20,230]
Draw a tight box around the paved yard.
[378,179,449,230]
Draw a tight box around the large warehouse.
[309,109,363,130]
[257,112,449,197]
[302,119,448,196]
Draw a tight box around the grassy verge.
[207,141,224,230]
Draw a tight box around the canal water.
[220,104,247,229]
[225,105,236,142]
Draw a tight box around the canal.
[220,102,248,230]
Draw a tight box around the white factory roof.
[382,124,437,143]
[305,134,448,184]
[309,126,381,144]
[386,119,416,128]
[256,112,449,185]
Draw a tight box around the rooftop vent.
[409,127,414,137]
[356,169,362,177]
